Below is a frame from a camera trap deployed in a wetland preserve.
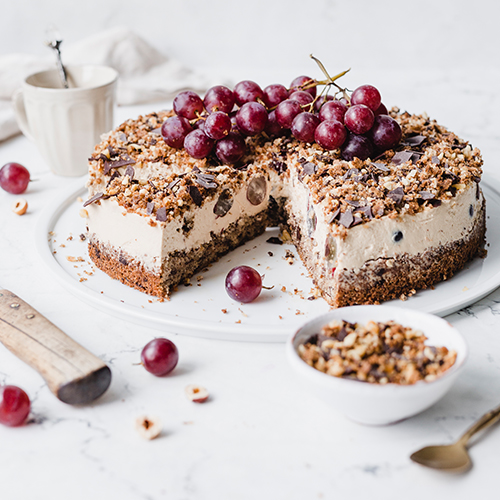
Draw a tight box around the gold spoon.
[410,403,500,472]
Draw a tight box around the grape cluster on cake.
[84,64,485,307]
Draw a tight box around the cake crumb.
[284,250,295,265]
[221,308,228,314]
[67,256,85,262]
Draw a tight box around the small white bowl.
[286,305,467,425]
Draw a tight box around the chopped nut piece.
[135,415,162,440]
[185,384,209,403]
[11,198,28,215]
[79,209,89,218]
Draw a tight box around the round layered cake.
[84,105,485,307]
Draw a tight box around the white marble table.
[1,69,500,499]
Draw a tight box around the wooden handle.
[0,290,111,405]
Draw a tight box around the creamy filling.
[86,176,271,272]
[291,184,483,272]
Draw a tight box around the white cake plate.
[35,175,500,342]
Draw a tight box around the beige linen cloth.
[0,26,219,141]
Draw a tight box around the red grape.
[289,90,314,107]
[234,80,264,106]
[368,115,402,151]
[374,102,388,116]
[204,111,231,140]
[141,338,179,376]
[0,385,30,427]
[264,110,285,137]
[319,100,348,123]
[161,116,193,149]
[290,75,317,97]
[173,91,204,120]
[351,84,381,112]
[275,99,303,129]
[291,112,320,143]
[315,120,347,150]
[204,85,235,114]
[184,129,215,159]
[215,132,246,164]
[344,104,375,135]
[314,94,334,112]
[0,163,30,195]
[236,102,268,136]
[225,265,262,303]
[341,134,374,161]
[263,84,289,108]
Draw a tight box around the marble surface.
[1,67,500,500]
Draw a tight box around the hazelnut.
[11,198,28,216]
[135,415,162,440]
[185,384,209,403]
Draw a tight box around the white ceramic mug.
[12,65,118,177]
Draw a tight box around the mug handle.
[12,89,34,141]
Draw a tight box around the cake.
[84,107,485,308]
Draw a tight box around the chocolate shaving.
[418,191,435,200]
[266,237,283,245]
[327,207,341,224]
[346,200,360,207]
[194,173,217,189]
[371,162,390,172]
[337,327,348,341]
[150,127,162,135]
[431,156,441,165]
[339,209,354,228]
[187,185,203,207]
[89,153,109,162]
[166,179,180,191]
[299,162,317,181]
[388,186,404,204]
[108,146,119,158]
[106,170,121,187]
[403,135,426,146]
[146,202,155,215]
[156,207,167,222]
[342,168,359,180]
[356,205,373,219]
[83,192,108,207]
[391,151,414,165]
[354,173,369,184]
[118,133,128,142]
[351,215,364,227]
[125,165,135,180]
[443,169,459,184]
[428,199,442,207]
[103,156,135,175]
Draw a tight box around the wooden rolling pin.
[0,289,111,405]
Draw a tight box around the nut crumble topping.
[298,319,457,384]
[86,108,482,231]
